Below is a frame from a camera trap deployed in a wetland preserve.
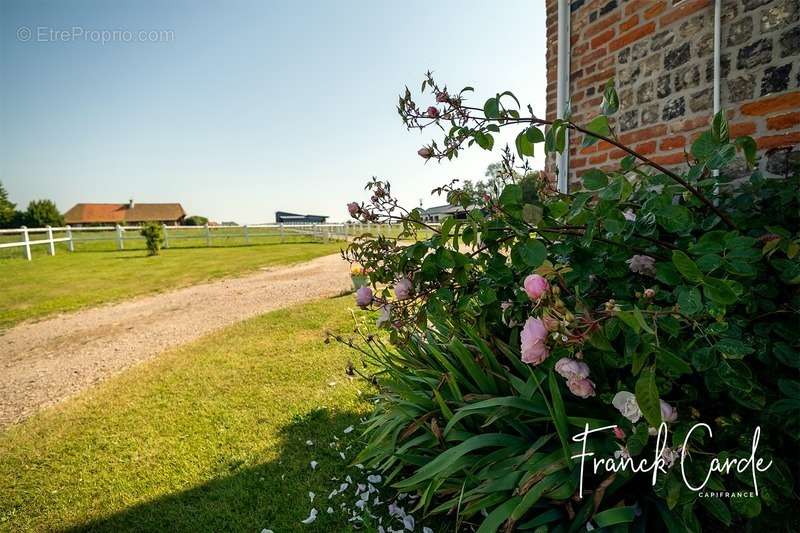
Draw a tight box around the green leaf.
[499,184,522,207]
[522,203,543,225]
[730,495,761,518]
[601,79,619,115]
[677,286,703,315]
[778,379,800,399]
[515,130,534,158]
[701,497,732,526]
[593,506,636,527]
[691,131,717,161]
[526,127,545,144]
[736,136,757,168]
[516,240,547,268]
[474,131,494,151]
[655,204,692,233]
[714,338,754,359]
[672,250,704,283]
[476,497,522,533]
[483,97,500,119]
[711,110,729,143]
[657,348,692,375]
[394,433,525,488]
[635,368,662,427]
[703,277,738,305]
[581,169,608,190]
[548,371,573,467]
[582,115,611,147]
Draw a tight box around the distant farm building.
[275,211,329,224]
[421,204,469,222]
[64,200,186,226]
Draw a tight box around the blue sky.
[0,0,546,223]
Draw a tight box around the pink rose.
[393,278,413,300]
[355,286,373,308]
[426,106,440,118]
[347,202,360,218]
[626,255,656,276]
[554,358,590,380]
[520,317,549,365]
[418,147,433,159]
[567,377,596,399]
[522,274,550,301]
[644,288,656,299]
[660,400,678,423]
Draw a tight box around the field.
[0,295,374,532]
[0,241,343,329]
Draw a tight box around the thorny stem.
[410,110,738,230]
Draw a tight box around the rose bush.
[336,75,799,531]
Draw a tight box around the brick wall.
[545,0,800,187]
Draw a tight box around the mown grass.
[0,242,343,329]
[0,295,374,532]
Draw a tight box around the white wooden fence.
[0,222,420,261]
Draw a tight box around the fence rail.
[0,222,434,261]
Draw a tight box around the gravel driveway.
[0,254,352,429]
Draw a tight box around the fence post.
[21,225,32,261]
[324,225,329,243]
[163,224,169,249]
[280,223,284,243]
[205,223,211,247]
[116,224,124,250]
[46,225,55,255]
[66,225,74,252]
[243,224,249,244]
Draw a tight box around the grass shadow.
[64,409,365,533]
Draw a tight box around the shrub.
[184,215,208,226]
[140,222,165,256]
[339,76,800,531]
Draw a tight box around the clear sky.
[0,0,546,224]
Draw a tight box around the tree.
[0,181,16,228]
[184,215,209,226]
[24,199,64,227]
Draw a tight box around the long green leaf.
[393,433,524,489]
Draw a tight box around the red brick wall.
[545,0,800,186]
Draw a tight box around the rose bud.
[522,274,550,301]
[418,147,433,159]
[644,288,656,299]
[426,106,440,118]
[436,92,449,103]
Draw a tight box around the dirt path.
[0,254,352,429]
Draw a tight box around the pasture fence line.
[0,222,438,261]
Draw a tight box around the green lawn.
[0,295,374,532]
[0,242,343,329]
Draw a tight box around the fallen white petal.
[300,508,318,524]
[346,475,353,484]
[306,440,314,446]
[327,507,334,514]
[367,474,382,484]
[423,528,433,533]
[403,515,415,530]
[308,491,315,503]
[355,463,364,469]
[339,452,346,460]
[343,425,354,434]
[310,461,318,470]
